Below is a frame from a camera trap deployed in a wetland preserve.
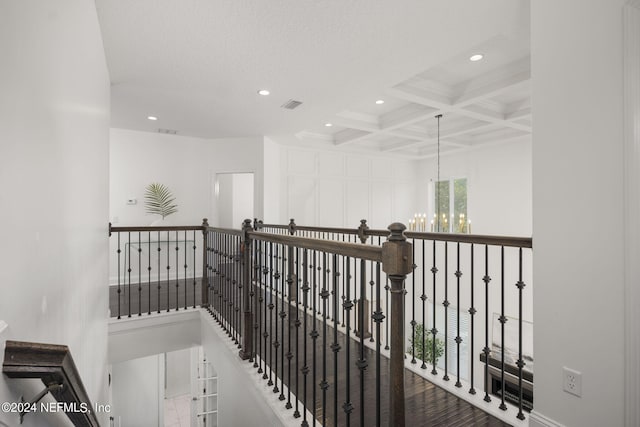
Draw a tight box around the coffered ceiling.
[96,0,530,158]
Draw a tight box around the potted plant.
[408,322,445,364]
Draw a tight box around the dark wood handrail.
[248,231,384,262]
[204,226,243,237]
[3,340,100,427]
[108,222,532,249]
[109,224,204,235]
[257,220,532,248]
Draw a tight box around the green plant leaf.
[144,183,178,219]
[408,322,445,364]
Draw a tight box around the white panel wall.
[531,1,626,426]
[272,146,417,229]
[0,2,110,426]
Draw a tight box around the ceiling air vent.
[157,128,178,135]
[281,99,303,110]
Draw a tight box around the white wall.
[0,1,110,426]
[216,173,254,229]
[165,348,191,399]
[108,311,201,364]
[267,144,417,229]
[111,354,163,427]
[531,1,626,426]
[109,129,264,227]
[200,313,304,427]
[418,139,532,236]
[217,174,234,228]
[232,173,254,227]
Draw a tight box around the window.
[433,178,468,233]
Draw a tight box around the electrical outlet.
[563,367,582,397]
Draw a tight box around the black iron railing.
[108,218,532,426]
[255,219,534,422]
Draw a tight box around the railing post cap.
[387,222,407,242]
[357,219,370,243]
[202,218,209,227]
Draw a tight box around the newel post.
[382,223,412,427]
[201,218,209,308]
[239,219,254,360]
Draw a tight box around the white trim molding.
[529,411,566,427]
[624,2,640,427]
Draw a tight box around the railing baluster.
[374,261,382,427]
[128,231,132,317]
[311,249,319,427]
[192,230,196,308]
[136,232,141,316]
[455,242,462,388]
[184,230,187,310]
[294,247,301,418]
[369,259,375,343]
[175,231,179,312]
[271,242,277,389]
[469,243,476,395]
[258,240,265,375]
[483,244,492,403]
[411,238,417,364]
[263,241,270,379]
[279,244,285,401]
[343,256,353,426]
[166,234,170,313]
[516,247,526,420]
[358,258,367,427]
[267,242,275,386]
[420,239,427,369]
[320,253,329,427]
[499,246,507,411]
[431,240,438,375]
[301,248,310,427]
[385,276,390,351]
[148,232,152,315]
[157,231,161,314]
[117,233,121,319]
[332,254,340,427]
[286,245,294,410]
[443,241,449,381]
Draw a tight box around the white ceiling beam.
[333,128,372,145]
[505,107,532,121]
[331,116,380,133]
[388,85,451,110]
[380,103,435,129]
[461,105,532,132]
[452,69,531,106]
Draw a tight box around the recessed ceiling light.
[375,100,385,105]
[324,123,333,127]
[147,116,158,121]
[469,54,484,62]
[257,89,270,96]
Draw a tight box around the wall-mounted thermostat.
[126,198,137,205]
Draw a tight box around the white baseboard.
[529,411,566,427]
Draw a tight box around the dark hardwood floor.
[108,277,202,317]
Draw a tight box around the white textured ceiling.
[96,0,530,158]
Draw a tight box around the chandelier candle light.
[409,212,471,233]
